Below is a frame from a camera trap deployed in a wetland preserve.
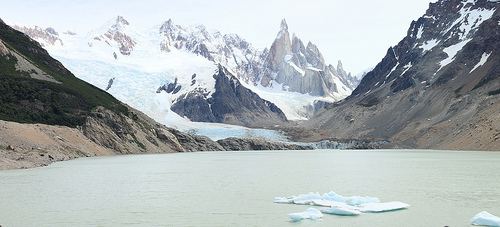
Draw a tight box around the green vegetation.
[0,21,129,127]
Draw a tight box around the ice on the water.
[288,208,323,222]
[274,191,380,205]
[471,211,500,227]
[358,201,410,213]
[275,191,409,219]
[273,197,293,204]
[321,206,361,216]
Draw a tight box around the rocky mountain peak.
[45,27,58,36]
[337,60,345,73]
[306,0,500,150]
[114,16,130,28]
[280,18,288,31]
[159,18,177,37]
[91,16,136,56]
[305,41,325,68]
[267,19,292,71]
[259,19,356,98]
[12,25,63,47]
[351,0,498,96]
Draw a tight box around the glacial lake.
[1,150,499,227]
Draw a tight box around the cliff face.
[82,106,224,154]
[259,19,356,98]
[171,66,287,127]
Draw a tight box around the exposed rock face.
[12,25,63,47]
[92,16,136,55]
[304,0,500,150]
[217,137,313,151]
[82,106,224,154]
[171,65,288,127]
[267,19,293,72]
[0,39,9,55]
[259,19,357,97]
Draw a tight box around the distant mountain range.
[6,0,498,151]
[303,0,499,150]
[13,17,358,130]
[0,19,316,169]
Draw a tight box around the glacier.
[11,16,359,139]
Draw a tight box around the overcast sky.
[0,0,433,75]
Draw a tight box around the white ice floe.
[274,191,380,206]
[321,206,361,216]
[288,208,323,222]
[273,197,294,204]
[358,201,410,213]
[275,191,409,220]
[471,211,500,227]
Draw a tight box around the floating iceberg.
[273,197,294,204]
[274,191,380,206]
[311,199,337,207]
[290,192,323,205]
[358,201,410,213]
[288,208,323,222]
[322,206,361,216]
[471,211,500,227]
[345,196,381,206]
[275,191,409,221]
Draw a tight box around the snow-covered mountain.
[305,0,500,150]
[13,16,357,132]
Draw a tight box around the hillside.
[302,0,500,150]
[0,19,227,168]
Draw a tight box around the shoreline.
[2,148,499,171]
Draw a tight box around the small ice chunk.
[471,211,500,227]
[292,192,323,205]
[274,191,380,206]
[273,197,293,204]
[359,201,410,213]
[311,199,337,207]
[322,206,361,216]
[346,196,381,206]
[321,191,380,205]
[322,191,347,202]
[288,208,323,222]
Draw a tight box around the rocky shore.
[0,108,313,170]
